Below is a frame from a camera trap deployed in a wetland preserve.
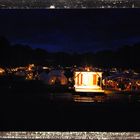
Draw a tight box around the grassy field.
[1,91,140,131]
[0,78,140,131]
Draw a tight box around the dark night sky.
[0,9,140,53]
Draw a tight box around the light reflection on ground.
[15,90,140,104]
[44,92,133,103]
[73,95,107,103]
[46,90,140,103]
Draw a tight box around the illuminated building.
[74,71,104,92]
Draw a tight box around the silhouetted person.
[98,77,101,86]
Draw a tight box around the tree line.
[0,36,140,71]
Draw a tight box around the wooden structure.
[74,71,104,92]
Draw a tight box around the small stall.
[74,71,104,92]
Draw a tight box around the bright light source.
[28,64,35,71]
[74,71,104,93]
[0,68,5,74]
[50,5,55,9]
[43,66,49,70]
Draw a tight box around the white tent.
[38,70,68,85]
[46,70,68,85]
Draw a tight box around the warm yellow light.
[85,67,90,71]
[26,73,33,80]
[0,68,5,74]
[28,64,35,71]
[74,71,104,93]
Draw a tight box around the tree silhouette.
[0,36,10,49]
[0,36,140,71]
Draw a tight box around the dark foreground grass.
[0,78,140,131]
[1,91,140,131]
